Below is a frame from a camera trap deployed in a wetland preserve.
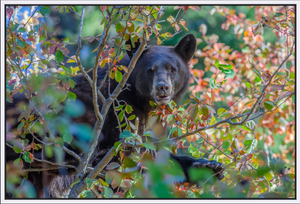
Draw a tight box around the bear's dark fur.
[6,34,224,198]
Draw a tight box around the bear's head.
[127,34,196,106]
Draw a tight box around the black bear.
[6,34,224,198]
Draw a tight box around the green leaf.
[264,171,274,181]
[14,158,23,166]
[104,187,114,198]
[118,110,125,122]
[67,91,77,100]
[40,6,51,16]
[189,167,214,183]
[149,101,157,107]
[143,142,156,151]
[155,24,162,31]
[252,68,262,80]
[13,144,23,153]
[143,131,155,137]
[241,125,252,132]
[22,152,32,163]
[274,13,284,17]
[119,130,132,138]
[79,190,95,198]
[215,60,219,68]
[202,106,209,116]
[127,115,136,120]
[17,121,25,130]
[55,50,64,65]
[18,28,26,32]
[222,141,230,149]
[245,82,251,88]
[115,70,122,82]
[217,108,227,115]
[264,101,275,111]
[64,100,85,117]
[245,139,257,153]
[63,132,73,143]
[127,22,135,33]
[209,78,215,89]
[125,104,133,114]
[17,39,26,48]
[116,23,124,33]
[115,105,124,111]
[219,64,233,70]
[222,68,235,79]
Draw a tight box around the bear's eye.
[147,69,153,74]
[170,67,176,73]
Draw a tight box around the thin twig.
[6,143,76,169]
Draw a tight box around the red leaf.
[182,6,189,11]
[101,6,107,12]
[7,7,14,19]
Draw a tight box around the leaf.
[210,78,215,89]
[115,70,122,82]
[55,50,64,64]
[143,131,155,137]
[64,100,85,117]
[127,115,136,120]
[6,7,14,19]
[67,91,77,100]
[241,125,252,132]
[116,23,124,33]
[217,108,227,116]
[22,152,34,163]
[125,104,133,114]
[143,142,156,151]
[119,130,132,138]
[115,105,124,111]
[274,13,284,17]
[118,110,125,122]
[149,101,157,107]
[19,28,26,32]
[222,141,230,149]
[106,162,121,170]
[215,60,219,68]
[264,171,274,181]
[63,132,73,143]
[252,23,262,36]
[127,22,135,33]
[104,187,114,198]
[17,39,26,48]
[245,82,251,88]
[113,141,123,155]
[245,139,257,154]
[222,69,235,79]
[264,101,274,111]
[155,24,162,31]
[14,158,23,167]
[40,6,51,16]
[13,144,23,153]
[17,121,25,130]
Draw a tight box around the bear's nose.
[157,82,169,92]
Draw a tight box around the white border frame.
[1,1,299,203]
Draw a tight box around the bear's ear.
[174,34,196,63]
[126,37,141,59]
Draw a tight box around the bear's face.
[129,34,197,106]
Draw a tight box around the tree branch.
[68,140,121,198]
